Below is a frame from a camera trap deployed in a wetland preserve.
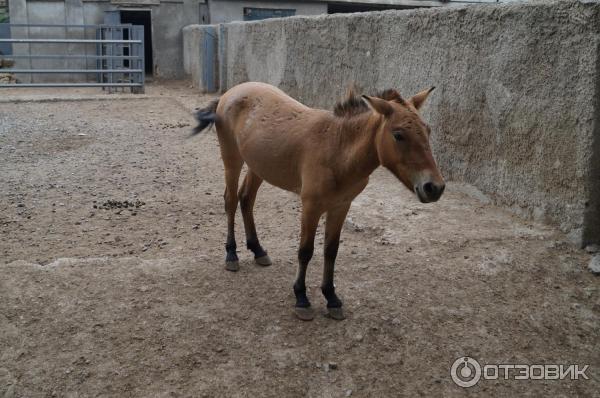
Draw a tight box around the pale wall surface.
[183,25,203,85]
[205,1,600,245]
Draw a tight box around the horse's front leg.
[293,200,322,321]
[322,202,352,320]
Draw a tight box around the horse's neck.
[331,112,380,180]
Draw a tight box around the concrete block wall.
[186,0,600,246]
[183,25,202,85]
[151,0,201,79]
[183,24,219,92]
[7,0,105,83]
[8,0,200,80]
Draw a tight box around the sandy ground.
[0,84,599,397]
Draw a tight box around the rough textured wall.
[218,1,600,246]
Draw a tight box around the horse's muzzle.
[415,181,445,203]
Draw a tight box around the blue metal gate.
[0,22,11,55]
[202,25,217,93]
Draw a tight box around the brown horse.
[191,82,445,321]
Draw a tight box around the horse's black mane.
[333,86,405,117]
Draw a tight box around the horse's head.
[362,88,445,203]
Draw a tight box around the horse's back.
[216,82,324,192]
[218,82,309,115]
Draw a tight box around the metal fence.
[0,23,145,93]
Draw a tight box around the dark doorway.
[327,3,419,13]
[120,10,153,75]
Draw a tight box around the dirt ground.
[1,83,599,398]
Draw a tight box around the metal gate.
[0,23,145,93]
[202,25,217,93]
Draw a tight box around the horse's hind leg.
[238,170,271,266]
[222,156,243,272]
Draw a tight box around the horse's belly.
[238,135,302,193]
[248,160,301,193]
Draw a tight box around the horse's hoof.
[225,260,239,272]
[294,306,315,321]
[326,307,346,320]
[255,254,272,266]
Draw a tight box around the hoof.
[255,254,272,266]
[225,260,239,272]
[326,307,346,320]
[294,306,315,321]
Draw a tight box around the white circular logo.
[451,357,482,388]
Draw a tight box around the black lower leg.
[322,239,342,308]
[224,186,239,263]
[294,245,313,308]
[225,234,238,262]
[321,282,342,308]
[246,237,267,259]
[293,281,310,308]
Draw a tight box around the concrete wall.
[183,24,202,85]
[189,0,600,246]
[183,23,218,91]
[150,1,201,78]
[8,0,200,80]
[208,0,327,23]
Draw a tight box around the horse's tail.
[190,98,220,137]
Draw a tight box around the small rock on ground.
[588,255,600,275]
[585,244,600,254]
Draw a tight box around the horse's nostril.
[423,182,434,195]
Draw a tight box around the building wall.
[151,1,201,78]
[208,0,327,23]
[8,0,201,80]
[187,1,600,246]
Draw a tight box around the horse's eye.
[393,131,405,142]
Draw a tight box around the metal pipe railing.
[0,83,143,87]
[0,39,141,44]
[0,23,145,93]
[3,69,143,73]
[4,54,142,59]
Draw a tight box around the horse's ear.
[361,95,393,117]
[409,87,435,110]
